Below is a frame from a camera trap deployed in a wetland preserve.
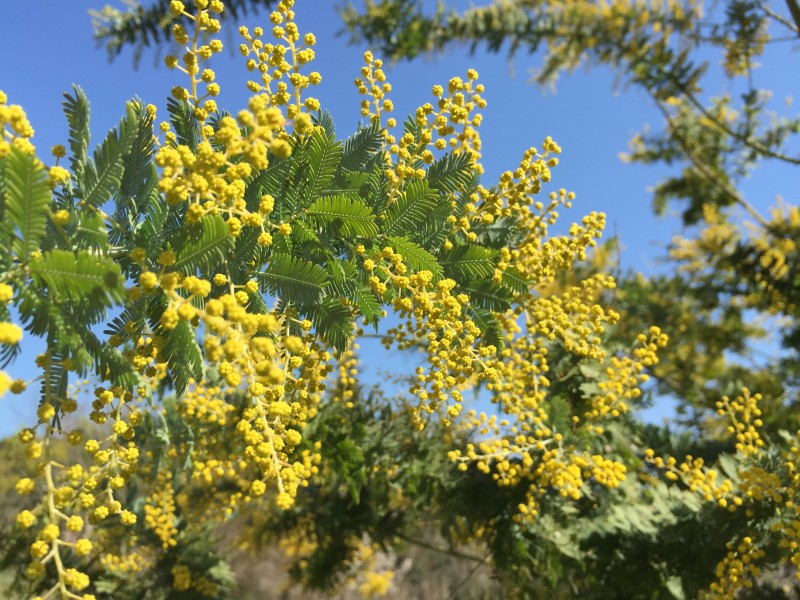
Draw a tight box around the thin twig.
[785,0,800,33]
[396,532,485,563]
[447,548,491,600]
[756,0,800,32]
[655,102,771,230]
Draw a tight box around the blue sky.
[1,0,796,436]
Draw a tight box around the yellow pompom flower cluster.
[0,89,36,157]
[704,536,765,599]
[239,0,322,117]
[587,326,668,420]
[144,472,180,549]
[0,281,22,346]
[14,367,142,598]
[358,60,486,199]
[384,265,489,426]
[715,388,764,455]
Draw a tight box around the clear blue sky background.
[0,1,796,436]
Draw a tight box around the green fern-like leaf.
[387,236,443,280]
[305,129,343,203]
[501,267,530,295]
[167,97,202,150]
[351,285,382,327]
[29,249,124,303]
[63,85,91,181]
[413,198,451,248]
[306,296,353,352]
[340,123,382,171]
[259,253,329,304]
[468,306,503,348]
[312,110,336,139]
[460,280,512,312]
[427,151,474,195]
[79,329,140,388]
[73,211,108,252]
[0,216,13,272]
[306,195,378,238]
[3,146,51,260]
[364,157,390,214]
[289,220,322,250]
[118,100,156,211]
[173,214,234,275]
[134,181,176,254]
[81,101,136,208]
[162,319,204,395]
[383,179,438,236]
[244,159,290,216]
[439,244,497,280]
[471,215,523,248]
[326,260,358,297]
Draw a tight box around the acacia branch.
[396,532,485,563]
[655,102,770,230]
[785,0,800,33]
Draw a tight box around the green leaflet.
[387,236,443,280]
[173,214,234,275]
[383,179,439,235]
[118,100,156,212]
[62,85,90,181]
[439,244,497,280]
[162,319,204,395]
[306,296,354,352]
[305,129,343,203]
[29,249,124,304]
[81,101,137,208]
[339,122,382,172]
[167,97,202,151]
[3,146,51,261]
[460,280,512,312]
[471,215,523,248]
[325,260,382,327]
[546,397,571,434]
[244,158,290,213]
[306,195,378,238]
[468,306,503,348]
[312,110,336,139]
[501,267,530,295]
[427,151,474,195]
[78,329,139,389]
[259,253,329,304]
[326,260,358,296]
[73,210,108,252]
[351,285,382,327]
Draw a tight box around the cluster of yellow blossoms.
[12,369,144,600]
[705,536,765,599]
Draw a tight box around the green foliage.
[90,0,277,67]
[162,319,204,395]
[259,253,330,305]
[386,236,442,279]
[81,101,137,208]
[382,179,438,235]
[28,250,124,304]
[63,86,91,181]
[306,195,378,238]
[2,2,797,599]
[173,214,234,275]
[2,147,51,261]
[439,244,496,280]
